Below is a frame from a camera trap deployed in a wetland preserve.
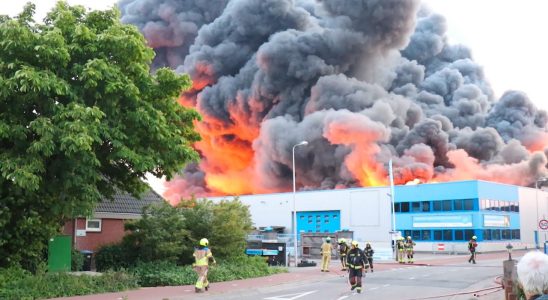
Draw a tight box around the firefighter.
[405,236,416,264]
[193,238,216,293]
[364,242,374,272]
[346,241,369,293]
[396,236,406,263]
[468,236,478,264]
[338,238,349,271]
[320,236,332,272]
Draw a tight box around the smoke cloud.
[120,0,548,203]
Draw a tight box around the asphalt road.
[198,259,504,300]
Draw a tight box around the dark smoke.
[120,0,548,200]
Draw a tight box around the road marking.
[383,284,390,287]
[422,274,430,277]
[264,290,317,300]
[409,277,415,280]
[369,287,379,290]
[336,296,349,300]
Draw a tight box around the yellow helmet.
[399,236,405,240]
[351,240,359,247]
[339,238,346,244]
[472,236,477,240]
[199,238,209,246]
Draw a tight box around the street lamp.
[292,140,308,267]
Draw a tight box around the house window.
[86,219,102,232]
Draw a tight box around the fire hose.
[405,275,503,300]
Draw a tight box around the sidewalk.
[51,250,529,300]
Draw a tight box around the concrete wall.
[518,186,548,248]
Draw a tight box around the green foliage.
[122,202,191,265]
[0,266,138,299]
[71,249,84,272]
[0,2,200,268]
[179,198,253,262]
[99,198,252,267]
[131,257,287,287]
[95,244,130,272]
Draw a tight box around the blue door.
[297,210,341,236]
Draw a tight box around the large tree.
[0,2,200,268]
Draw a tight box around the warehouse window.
[395,203,401,212]
[454,230,464,241]
[492,229,501,240]
[512,229,520,240]
[404,230,412,238]
[421,201,430,212]
[412,230,421,241]
[454,200,463,210]
[464,230,475,240]
[422,230,431,241]
[433,201,442,211]
[483,230,491,240]
[443,230,453,241]
[502,229,511,240]
[442,200,452,211]
[463,199,474,210]
[433,230,442,241]
[411,202,421,212]
[401,202,410,213]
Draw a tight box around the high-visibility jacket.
[364,247,374,258]
[321,242,332,256]
[339,243,349,256]
[396,240,405,250]
[468,240,478,252]
[346,248,367,269]
[193,247,214,266]
[405,239,416,249]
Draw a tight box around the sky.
[2,0,547,194]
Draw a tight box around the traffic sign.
[539,219,548,231]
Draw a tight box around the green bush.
[95,244,130,272]
[131,256,287,287]
[71,249,84,272]
[0,267,138,299]
[122,202,191,265]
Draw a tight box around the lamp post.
[292,140,308,267]
[388,159,397,260]
[535,177,547,249]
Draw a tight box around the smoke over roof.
[120,0,548,203]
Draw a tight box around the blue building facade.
[394,180,521,242]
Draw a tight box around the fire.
[322,111,390,188]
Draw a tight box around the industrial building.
[215,180,548,255]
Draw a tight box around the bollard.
[503,259,517,300]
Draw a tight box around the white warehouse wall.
[518,186,548,248]
[212,187,393,247]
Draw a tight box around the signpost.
[539,219,548,231]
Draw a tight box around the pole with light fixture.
[292,140,308,267]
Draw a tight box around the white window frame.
[85,218,102,232]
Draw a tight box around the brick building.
[63,189,163,251]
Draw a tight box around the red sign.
[539,219,548,230]
[437,244,445,251]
